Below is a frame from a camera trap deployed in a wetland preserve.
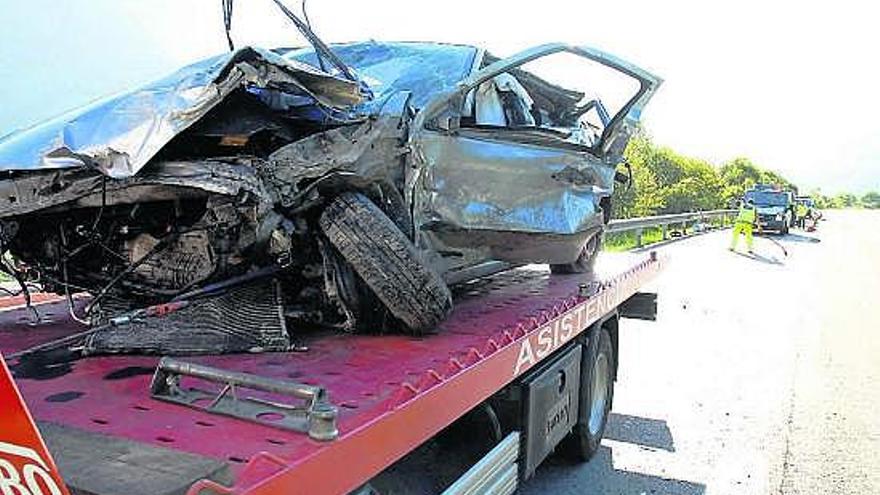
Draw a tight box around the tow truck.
[0,252,661,495]
[745,184,796,234]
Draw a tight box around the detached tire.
[550,231,603,274]
[319,192,453,334]
[561,326,615,461]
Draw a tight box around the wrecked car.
[0,20,660,354]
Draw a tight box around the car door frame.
[412,42,662,160]
[405,43,661,275]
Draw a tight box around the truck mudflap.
[619,292,659,321]
[520,344,582,479]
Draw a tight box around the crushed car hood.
[0,47,363,179]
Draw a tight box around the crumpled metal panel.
[416,131,612,236]
[0,47,362,178]
[0,159,271,218]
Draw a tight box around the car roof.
[273,40,480,56]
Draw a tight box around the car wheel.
[320,192,453,334]
[550,232,603,275]
[560,326,615,462]
[326,246,390,332]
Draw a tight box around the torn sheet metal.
[416,130,610,236]
[0,47,362,178]
[0,158,271,218]
[262,93,411,207]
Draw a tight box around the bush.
[615,130,816,219]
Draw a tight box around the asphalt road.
[521,210,880,495]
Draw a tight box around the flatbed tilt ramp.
[0,252,663,495]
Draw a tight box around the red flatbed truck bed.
[0,251,662,495]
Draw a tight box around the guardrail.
[607,209,737,248]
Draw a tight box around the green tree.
[719,157,763,203]
[612,162,665,218]
[619,135,722,214]
[832,193,859,208]
[861,191,880,209]
[614,134,666,218]
[661,156,724,212]
[760,170,798,194]
[614,130,800,218]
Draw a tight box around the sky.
[1,0,877,194]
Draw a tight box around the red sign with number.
[0,354,70,495]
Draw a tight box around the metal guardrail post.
[661,224,667,240]
[635,228,643,248]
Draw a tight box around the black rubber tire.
[319,192,453,334]
[550,231,603,275]
[327,245,391,331]
[560,326,615,462]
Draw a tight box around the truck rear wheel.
[320,192,453,334]
[550,232,602,275]
[561,326,615,461]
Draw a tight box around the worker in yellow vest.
[730,199,758,253]
[796,202,809,228]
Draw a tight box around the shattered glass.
[286,42,477,110]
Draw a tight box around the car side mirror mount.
[614,160,633,192]
[436,114,460,133]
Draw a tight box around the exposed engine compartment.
[9,194,247,300]
[0,77,399,334]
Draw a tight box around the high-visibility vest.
[736,205,756,224]
[797,204,808,217]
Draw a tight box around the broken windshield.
[284,42,478,110]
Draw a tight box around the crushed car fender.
[0,47,362,178]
